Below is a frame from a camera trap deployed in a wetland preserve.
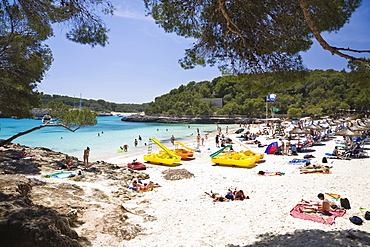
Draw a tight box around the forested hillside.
[145,63,370,118]
[41,94,148,113]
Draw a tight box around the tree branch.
[0,123,81,146]
[333,47,370,54]
[217,0,248,48]
[298,0,370,66]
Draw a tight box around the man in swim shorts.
[300,193,332,215]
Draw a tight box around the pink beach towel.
[290,204,346,225]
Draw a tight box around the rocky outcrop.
[0,175,81,247]
[0,145,153,246]
[121,114,253,124]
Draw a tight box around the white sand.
[91,126,370,246]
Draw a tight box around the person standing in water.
[170,135,175,145]
[83,147,90,168]
[134,139,138,147]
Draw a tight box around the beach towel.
[290,204,346,225]
[45,171,78,179]
[300,169,332,174]
[288,159,310,164]
[257,171,285,176]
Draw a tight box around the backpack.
[340,198,351,209]
[365,211,370,220]
[322,157,328,163]
[349,216,363,225]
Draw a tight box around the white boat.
[42,114,52,123]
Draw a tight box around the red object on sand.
[128,162,146,170]
[290,204,346,225]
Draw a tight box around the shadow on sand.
[227,229,370,247]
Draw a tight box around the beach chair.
[325,151,351,160]
[348,149,368,158]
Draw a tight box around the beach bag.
[322,157,328,163]
[340,198,351,209]
[365,211,370,220]
[349,216,363,225]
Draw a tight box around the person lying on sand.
[15,148,34,159]
[127,180,141,191]
[144,181,161,191]
[205,190,249,202]
[299,193,336,215]
[128,180,161,191]
[205,191,227,202]
[300,167,331,174]
[234,190,249,200]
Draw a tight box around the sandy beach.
[100,126,370,246]
[1,124,370,246]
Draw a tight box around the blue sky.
[39,1,370,104]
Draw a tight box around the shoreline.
[121,113,260,124]
[97,123,241,164]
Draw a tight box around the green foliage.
[48,102,71,117]
[0,4,53,118]
[0,0,113,118]
[145,68,370,117]
[66,23,109,48]
[59,108,98,128]
[41,94,148,113]
[144,0,361,73]
[0,103,98,146]
[287,108,303,118]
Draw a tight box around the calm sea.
[0,116,231,162]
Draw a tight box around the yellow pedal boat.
[211,153,257,168]
[237,150,264,162]
[143,153,181,165]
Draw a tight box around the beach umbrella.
[289,128,310,135]
[348,124,368,131]
[334,128,362,137]
[326,120,339,126]
[289,128,310,147]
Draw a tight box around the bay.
[0,116,229,162]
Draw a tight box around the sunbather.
[234,190,249,200]
[300,167,331,174]
[205,191,227,202]
[145,181,161,191]
[15,148,34,159]
[332,146,341,157]
[299,193,333,215]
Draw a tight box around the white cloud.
[114,4,152,21]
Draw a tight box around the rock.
[162,168,195,180]
[0,175,81,247]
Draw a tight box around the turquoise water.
[0,116,229,161]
